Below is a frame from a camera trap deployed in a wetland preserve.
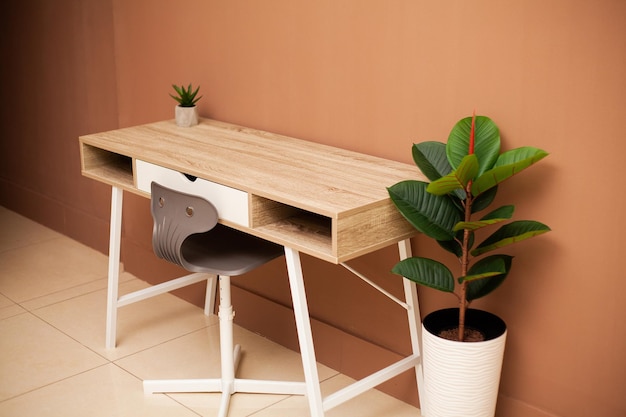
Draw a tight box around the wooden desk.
[80,118,426,416]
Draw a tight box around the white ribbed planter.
[421,308,507,417]
[175,105,198,127]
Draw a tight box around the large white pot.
[175,105,198,127]
[421,308,507,417]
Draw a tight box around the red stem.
[459,110,476,341]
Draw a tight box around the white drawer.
[136,160,249,227]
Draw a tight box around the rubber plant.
[387,113,550,341]
[170,84,202,107]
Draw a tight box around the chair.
[143,182,307,417]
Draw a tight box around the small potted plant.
[387,113,550,417]
[170,83,202,127]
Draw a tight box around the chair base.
[143,275,307,417]
[145,374,306,417]
[143,343,307,395]
[144,376,307,396]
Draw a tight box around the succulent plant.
[170,84,202,107]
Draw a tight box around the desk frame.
[83,119,426,416]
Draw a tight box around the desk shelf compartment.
[135,160,250,227]
[250,196,416,264]
[250,195,334,261]
[80,143,135,190]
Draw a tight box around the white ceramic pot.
[175,105,198,127]
[421,308,507,417]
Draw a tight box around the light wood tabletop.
[80,118,425,263]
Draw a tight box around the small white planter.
[421,308,507,417]
[175,105,198,127]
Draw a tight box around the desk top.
[80,118,425,263]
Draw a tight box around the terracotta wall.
[1,0,119,251]
[2,1,625,416]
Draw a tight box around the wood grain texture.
[80,118,425,263]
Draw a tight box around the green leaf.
[472,220,551,256]
[452,205,514,232]
[437,229,469,258]
[172,84,183,96]
[453,217,508,232]
[169,94,183,105]
[412,142,451,182]
[388,181,460,241]
[466,255,513,301]
[482,205,514,220]
[447,116,500,176]
[427,154,478,195]
[189,85,202,105]
[459,270,505,283]
[392,257,455,292]
[494,146,548,168]
[437,239,461,258]
[471,185,498,213]
[171,83,202,107]
[471,147,549,196]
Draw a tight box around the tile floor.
[0,206,421,417]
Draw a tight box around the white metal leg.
[322,354,419,410]
[281,239,424,415]
[284,247,325,417]
[398,238,426,410]
[105,186,123,349]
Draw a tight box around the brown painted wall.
[1,0,119,251]
[1,1,625,416]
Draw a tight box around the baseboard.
[496,395,560,417]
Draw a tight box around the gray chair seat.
[151,181,283,274]
[182,225,284,276]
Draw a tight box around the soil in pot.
[424,308,506,342]
[439,327,485,342]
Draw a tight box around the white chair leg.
[218,275,236,417]
[204,274,217,316]
[218,390,233,417]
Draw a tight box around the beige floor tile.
[0,237,108,303]
[20,271,134,311]
[117,323,339,416]
[251,373,422,417]
[0,312,108,401]
[0,363,200,417]
[0,293,14,309]
[168,392,292,417]
[0,303,26,320]
[0,207,62,253]
[116,323,338,381]
[34,278,217,361]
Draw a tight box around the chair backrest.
[150,182,219,269]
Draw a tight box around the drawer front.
[136,160,249,227]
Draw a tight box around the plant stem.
[458,184,474,341]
